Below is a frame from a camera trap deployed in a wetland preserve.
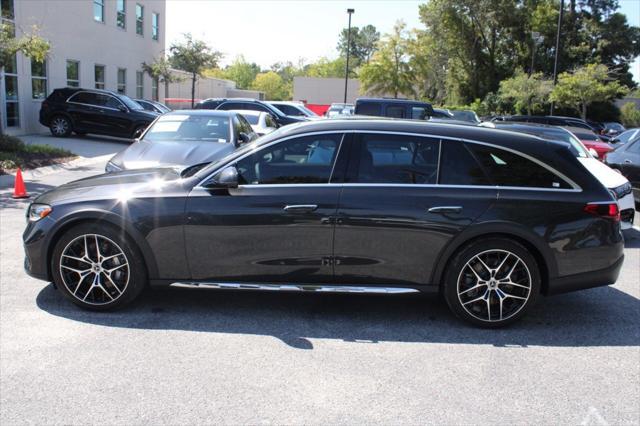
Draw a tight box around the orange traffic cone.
[12,168,29,199]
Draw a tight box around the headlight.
[27,203,52,222]
[105,161,123,173]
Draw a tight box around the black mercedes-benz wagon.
[23,119,624,327]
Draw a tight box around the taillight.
[584,202,620,221]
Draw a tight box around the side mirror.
[589,148,599,158]
[205,166,238,189]
[118,104,128,113]
[239,132,251,144]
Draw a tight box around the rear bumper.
[547,254,624,295]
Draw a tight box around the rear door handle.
[623,159,632,164]
[284,204,318,213]
[428,206,463,214]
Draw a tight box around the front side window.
[94,0,104,22]
[69,92,101,106]
[117,68,126,94]
[66,60,80,87]
[152,12,159,40]
[466,143,572,189]
[94,65,105,89]
[236,134,342,185]
[117,0,126,28]
[135,4,143,35]
[31,59,47,99]
[354,134,439,184]
[136,71,144,98]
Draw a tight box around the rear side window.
[356,102,380,116]
[466,143,572,189]
[354,134,439,184]
[386,105,405,118]
[439,141,490,185]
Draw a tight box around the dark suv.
[194,98,306,126]
[23,119,623,327]
[355,98,435,120]
[39,88,159,139]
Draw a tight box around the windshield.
[452,110,480,123]
[242,114,259,125]
[118,95,144,110]
[144,114,231,143]
[299,105,318,116]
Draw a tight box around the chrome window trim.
[194,129,582,192]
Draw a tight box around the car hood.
[578,157,629,189]
[113,139,236,170]
[35,167,190,206]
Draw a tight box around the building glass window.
[94,0,104,22]
[31,59,48,99]
[152,12,159,40]
[1,0,15,19]
[117,68,127,94]
[136,71,144,98]
[95,65,105,89]
[3,56,19,127]
[66,60,80,87]
[135,4,143,35]
[116,0,126,28]
[151,77,159,101]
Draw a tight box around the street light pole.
[550,0,565,115]
[344,8,354,104]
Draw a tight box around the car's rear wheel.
[49,116,72,137]
[444,238,540,327]
[51,223,146,311]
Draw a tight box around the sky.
[166,0,640,83]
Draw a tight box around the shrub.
[0,134,26,152]
[620,102,640,127]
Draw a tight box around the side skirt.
[165,282,423,294]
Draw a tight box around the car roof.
[200,98,263,103]
[563,125,597,135]
[265,117,568,150]
[230,109,262,116]
[58,87,120,97]
[356,97,430,105]
[489,121,564,131]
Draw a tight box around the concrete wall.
[293,77,361,104]
[3,0,166,135]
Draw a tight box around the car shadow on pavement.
[36,281,639,350]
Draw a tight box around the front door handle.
[623,159,633,164]
[284,204,318,213]
[428,206,463,214]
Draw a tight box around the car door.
[332,133,498,287]
[66,91,108,132]
[184,132,347,284]
[98,95,135,137]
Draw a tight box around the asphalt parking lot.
[1,136,639,425]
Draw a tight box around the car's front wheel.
[444,238,540,327]
[49,116,72,137]
[51,223,147,310]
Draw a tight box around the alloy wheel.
[456,249,532,322]
[51,117,69,136]
[59,234,130,305]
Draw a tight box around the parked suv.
[194,98,306,126]
[40,88,159,139]
[23,119,623,327]
[355,98,434,120]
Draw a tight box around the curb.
[0,154,112,188]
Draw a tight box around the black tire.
[443,237,540,328]
[51,223,147,311]
[132,124,147,139]
[49,115,72,137]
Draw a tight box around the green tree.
[222,55,261,89]
[141,54,182,99]
[620,102,640,127]
[169,33,222,108]
[359,21,413,98]
[304,57,346,78]
[499,69,552,115]
[337,24,380,69]
[0,23,50,134]
[550,64,627,119]
[251,71,289,100]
